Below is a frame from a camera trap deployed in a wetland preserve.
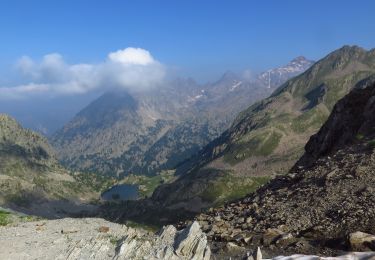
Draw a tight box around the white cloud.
[0,47,166,99]
[108,47,154,65]
[16,56,36,76]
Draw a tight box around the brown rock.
[275,233,295,247]
[98,226,110,233]
[262,228,284,246]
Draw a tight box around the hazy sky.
[0,0,374,82]
[0,0,375,133]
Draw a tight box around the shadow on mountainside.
[2,192,99,220]
[98,198,198,229]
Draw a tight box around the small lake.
[101,184,139,201]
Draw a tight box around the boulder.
[253,247,262,260]
[174,221,211,260]
[349,231,375,251]
[262,228,284,246]
[226,242,243,251]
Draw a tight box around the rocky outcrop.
[192,80,375,256]
[0,218,210,260]
[349,231,375,251]
[264,252,375,260]
[156,221,211,260]
[294,75,375,168]
[181,45,375,177]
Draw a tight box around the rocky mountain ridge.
[193,79,375,256]
[151,45,375,211]
[177,45,375,177]
[0,114,56,166]
[0,114,97,217]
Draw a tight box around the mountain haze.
[52,57,313,177]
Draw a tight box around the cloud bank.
[0,47,166,99]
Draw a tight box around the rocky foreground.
[1,217,375,260]
[0,217,211,260]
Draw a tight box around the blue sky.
[0,0,374,81]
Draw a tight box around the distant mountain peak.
[289,56,313,65]
[292,55,308,61]
[325,45,367,61]
[257,56,315,89]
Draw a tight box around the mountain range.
[151,45,375,211]
[196,75,375,256]
[2,45,375,259]
[51,57,314,177]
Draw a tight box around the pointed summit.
[289,56,314,65]
[291,56,308,62]
[257,56,314,89]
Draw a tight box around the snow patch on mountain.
[229,81,242,91]
[258,56,314,89]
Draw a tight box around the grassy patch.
[119,170,175,198]
[72,171,116,193]
[324,71,374,110]
[259,132,282,155]
[107,235,122,246]
[0,210,11,226]
[356,133,365,140]
[368,139,375,148]
[20,215,40,222]
[200,173,271,205]
[224,131,282,164]
[0,209,40,226]
[291,108,328,133]
[5,194,31,207]
[124,220,159,232]
[32,176,48,188]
